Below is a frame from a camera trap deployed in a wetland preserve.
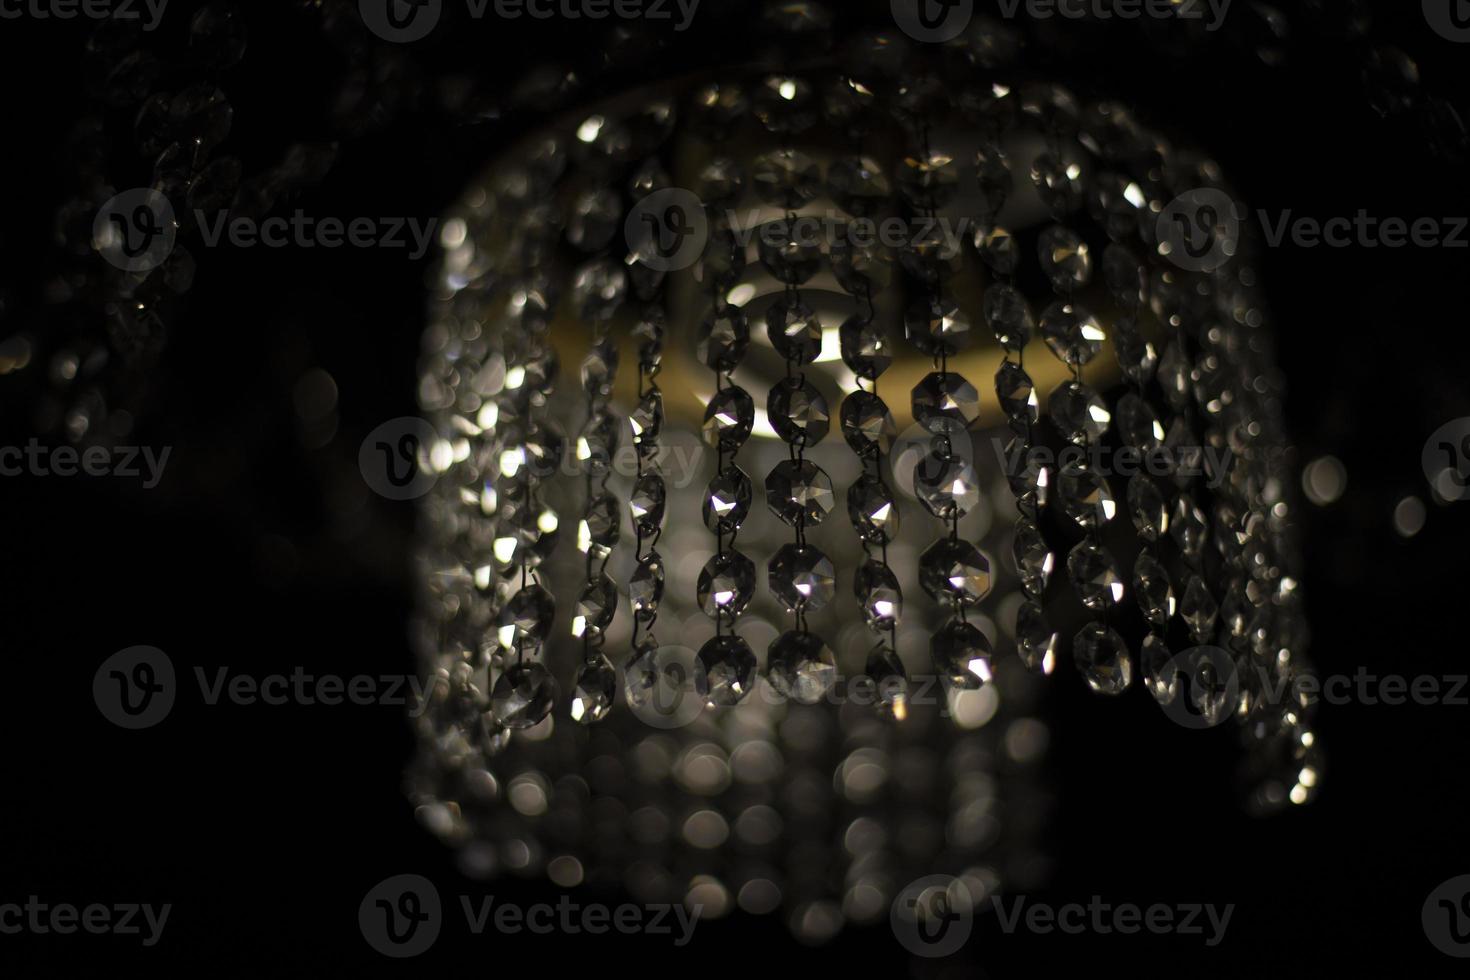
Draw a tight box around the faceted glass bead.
[831,237,893,294]
[916,451,981,520]
[572,574,616,638]
[984,284,1034,352]
[1221,581,1253,639]
[695,634,758,707]
[898,226,964,284]
[766,298,823,364]
[751,149,821,208]
[1015,599,1057,675]
[932,620,994,690]
[579,492,620,558]
[1048,380,1110,445]
[919,539,992,607]
[1013,517,1054,596]
[699,229,746,288]
[855,560,902,630]
[571,258,627,321]
[567,188,621,251]
[696,156,745,207]
[896,152,959,209]
[576,412,619,474]
[570,655,618,724]
[839,316,891,380]
[995,361,1038,424]
[769,544,835,613]
[1039,301,1105,366]
[499,584,555,649]
[1003,435,1051,511]
[629,388,663,443]
[827,155,891,215]
[840,391,895,455]
[1141,634,1178,705]
[1188,649,1236,726]
[1157,341,1192,412]
[1030,150,1085,215]
[864,644,909,720]
[757,219,823,285]
[1182,575,1220,639]
[766,631,838,705]
[768,377,830,447]
[622,634,661,711]
[754,75,818,134]
[629,551,665,619]
[703,467,753,532]
[1057,462,1116,528]
[905,292,974,356]
[1037,225,1092,292]
[698,551,756,620]
[698,307,749,371]
[1073,623,1133,695]
[581,339,618,397]
[1102,243,1146,310]
[973,225,1019,275]
[766,459,835,527]
[1114,391,1163,453]
[630,473,666,536]
[974,144,1012,219]
[1112,318,1158,384]
[690,83,748,138]
[491,662,558,729]
[1127,475,1168,541]
[1067,540,1124,611]
[847,473,899,544]
[1133,552,1175,627]
[912,372,981,432]
[1171,493,1210,560]
[702,387,755,450]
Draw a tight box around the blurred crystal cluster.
[407,17,1320,939]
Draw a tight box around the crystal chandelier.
[407,13,1320,941]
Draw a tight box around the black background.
[2,0,1468,974]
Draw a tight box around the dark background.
[2,0,1468,973]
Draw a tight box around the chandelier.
[406,11,1320,941]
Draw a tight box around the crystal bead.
[824,78,879,138]
[1003,435,1051,510]
[698,551,756,620]
[1221,581,1252,638]
[1188,648,1236,726]
[1114,391,1163,453]
[580,339,618,397]
[1127,475,1168,541]
[827,155,891,215]
[847,473,900,544]
[1057,462,1115,528]
[1067,540,1123,611]
[768,377,830,447]
[629,389,663,446]
[995,361,1038,425]
[898,225,964,284]
[770,544,835,613]
[576,412,619,474]
[1030,149,1085,215]
[629,551,664,619]
[1037,225,1092,292]
[572,574,616,638]
[864,645,909,720]
[1102,243,1146,310]
[623,634,661,711]
[753,75,818,134]
[766,459,835,527]
[493,495,559,570]
[695,634,757,707]
[840,391,895,454]
[757,218,823,285]
[983,284,1034,351]
[629,473,665,536]
[188,2,248,69]
[831,236,893,294]
[751,149,821,208]
[702,387,755,450]
[1157,341,1192,412]
[839,316,891,380]
[855,560,903,630]
[703,467,753,532]
[566,188,621,251]
[697,306,749,371]
[974,144,1012,219]
[1141,634,1178,705]
[1133,552,1175,627]
[571,258,627,321]
[1171,493,1210,560]
[1013,517,1054,596]
[1089,172,1145,241]
[766,298,823,364]
[1048,381,1110,445]
[696,157,745,207]
[912,372,981,432]
[919,539,992,607]
[570,655,617,724]
[1039,301,1105,366]
[690,83,747,138]
[932,620,993,690]
[973,225,1019,275]
[905,291,974,356]
[766,631,838,705]
[915,451,981,520]
[1182,575,1220,640]
[896,152,959,209]
[699,229,746,288]
[499,584,555,650]
[1072,623,1133,695]
[579,492,620,558]
[491,662,557,729]
[1015,600,1057,674]
[1112,318,1158,384]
